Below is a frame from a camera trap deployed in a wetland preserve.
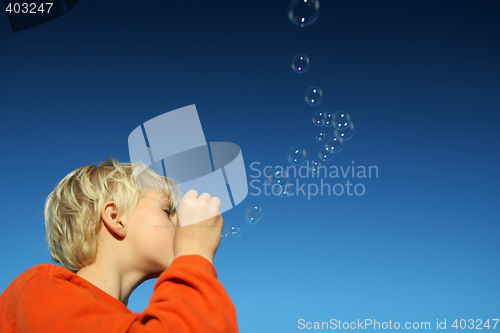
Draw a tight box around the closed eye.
[164,209,177,217]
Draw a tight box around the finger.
[198,192,212,203]
[210,196,221,208]
[182,189,199,200]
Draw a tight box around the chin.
[143,270,163,281]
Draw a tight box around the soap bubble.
[325,132,344,154]
[312,110,326,126]
[333,111,350,122]
[229,224,242,238]
[309,160,322,174]
[278,184,293,198]
[337,121,355,141]
[334,118,351,132]
[324,112,334,127]
[287,145,307,165]
[221,228,230,241]
[245,202,263,225]
[291,54,310,74]
[315,131,327,142]
[319,145,335,162]
[305,86,323,106]
[264,167,275,178]
[287,0,320,28]
[266,167,289,186]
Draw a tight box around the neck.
[76,258,144,306]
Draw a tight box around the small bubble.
[324,112,334,127]
[325,132,344,154]
[319,145,335,162]
[291,54,310,74]
[337,121,355,141]
[305,86,323,106]
[312,110,326,126]
[309,160,322,174]
[334,118,351,132]
[315,131,327,142]
[264,167,273,178]
[287,0,320,28]
[229,224,242,238]
[278,184,293,198]
[245,202,263,225]
[333,111,350,122]
[266,167,289,186]
[221,229,230,241]
[287,145,307,166]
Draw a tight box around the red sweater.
[0,255,238,333]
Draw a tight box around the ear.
[101,201,127,239]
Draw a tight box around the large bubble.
[287,0,320,28]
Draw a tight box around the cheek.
[133,226,174,264]
[138,212,176,251]
[148,224,175,246]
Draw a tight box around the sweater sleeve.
[135,255,239,332]
[2,255,238,333]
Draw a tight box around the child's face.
[125,189,177,277]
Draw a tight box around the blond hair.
[44,158,180,272]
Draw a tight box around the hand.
[173,190,223,264]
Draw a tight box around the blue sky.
[1,0,499,332]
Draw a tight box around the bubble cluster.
[291,54,310,74]
[237,0,358,243]
[287,0,320,28]
[245,202,263,225]
[305,86,323,106]
[287,145,307,165]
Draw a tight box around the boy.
[0,159,238,332]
